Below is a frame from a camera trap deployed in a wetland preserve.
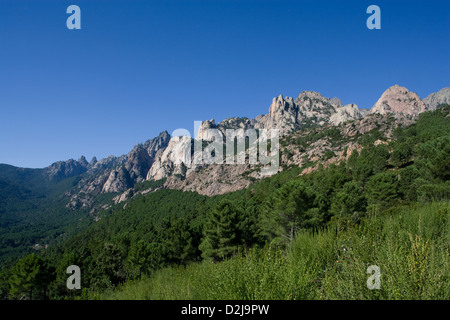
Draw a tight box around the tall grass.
[97,202,449,300]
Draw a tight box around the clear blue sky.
[0,0,449,168]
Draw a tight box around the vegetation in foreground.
[100,202,449,300]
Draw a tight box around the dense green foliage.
[99,202,449,300]
[0,167,92,268]
[0,106,449,299]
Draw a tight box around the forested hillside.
[0,106,449,300]
[0,166,95,267]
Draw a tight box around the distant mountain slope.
[423,87,450,111]
[0,178,38,215]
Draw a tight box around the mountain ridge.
[1,85,449,211]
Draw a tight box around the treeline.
[0,105,448,300]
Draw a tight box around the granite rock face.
[254,91,349,135]
[45,157,92,181]
[423,87,450,111]
[124,145,153,183]
[144,130,171,158]
[100,130,171,192]
[330,104,363,125]
[102,166,131,193]
[147,135,192,181]
[370,85,426,118]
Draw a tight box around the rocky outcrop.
[65,131,170,209]
[88,155,127,173]
[124,145,152,183]
[196,119,218,141]
[196,118,256,140]
[98,131,170,193]
[330,104,363,125]
[102,166,131,193]
[147,136,191,181]
[166,163,253,196]
[144,91,361,192]
[144,130,171,158]
[44,157,91,181]
[423,87,450,111]
[370,85,426,118]
[260,95,298,135]
[254,91,355,135]
[113,188,135,204]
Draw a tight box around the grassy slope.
[98,202,449,300]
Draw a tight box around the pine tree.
[127,240,151,278]
[0,269,10,300]
[366,172,399,207]
[9,254,54,300]
[199,200,241,261]
[96,243,125,287]
[261,180,318,247]
[164,217,198,266]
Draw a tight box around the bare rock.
[113,188,135,204]
[370,85,426,118]
[147,136,192,180]
[330,104,363,125]
[102,166,131,193]
[423,87,450,111]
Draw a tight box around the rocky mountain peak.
[78,156,89,167]
[124,144,152,183]
[295,90,323,101]
[196,119,217,140]
[370,85,426,118]
[294,91,342,109]
[45,158,89,181]
[147,135,192,181]
[423,87,450,111]
[143,130,171,157]
[269,95,295,115]
[89,156,98,166]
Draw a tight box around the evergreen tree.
[95,243,125,287]
[0,269,10,300]
[261,180,318,247]
[51,251,83,298]
[391,141,413,168]
[398,166,421,201]
[163,217,199,266]
[127,240,151,278]
[417,135,450,181]
[9,254,54,300]
[330,182,367,217]
[199,200,241,261]
[366,172,399,208]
